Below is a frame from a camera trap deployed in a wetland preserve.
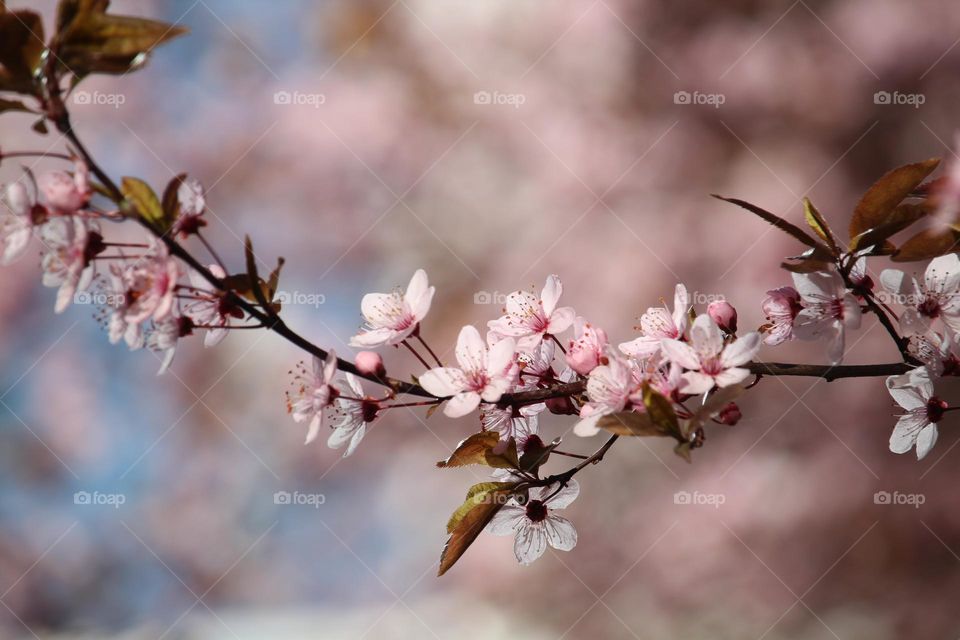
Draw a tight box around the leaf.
[849,202,931,253]
[673,441,692,463]
[780,256,833,273]
[0,97,34,114]
[597,410,673,437]
[642,384,679,435]
[267,257,285,299]
[121,177,166,229]
[436,431,519,469]
[892,227,960,262]
[244,235,271,310]
[713,195,829,252]
[439,482,517,576]
[803,198,839,256]
[0,10,45,95]
[161,172,186,224]
[57,7,188,77]
[518,436,559,475]
[848,158,940,244]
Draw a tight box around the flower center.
[918,296,941,319]
[525,499,548,522]
[926,396,948,423]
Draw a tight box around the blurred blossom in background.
[2,0,960,637]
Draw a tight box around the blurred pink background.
[1,0,960,637]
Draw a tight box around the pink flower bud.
[565,319,608,376]
[707,300,738,333]
[355,351,385,377]
[39,167,90,214]
[718,402,742,426]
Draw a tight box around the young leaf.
[161,172,187,224]
[439,482,517,576]
[0,10,45,95]
[803,198,839,256]
[0,97,35,115]
[848,158,940,244]
[518,436,560,475]
[712,195,829,252]
[642,384,680,436]
[892,227,960,262]
[436,432,519,469]
[121,177,166,229]
[597,410,673,437]
[849,202,931,253]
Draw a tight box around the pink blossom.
[487,479,578,565]
[574,353,634,437]
[707,300,737,333]
[349,269,434,347]
[328,373,377,457]
[354,350,385,377]
[792,271,861,365]
[38,160,91,214]
[288,350,340,444]
[880,254,960,338]
[619,283,690,358]
[1,181,39,264]
[40,217,97,313]
[172,177,208,237]
[418,325,518,417]
[566,317,608,375]
[761,286,801,345]
[120,244,180,325]
[183,264,236,347]
[145,315,193,375]
[886,367,944,460]
[660,315,761,394]
[487,274,575,349]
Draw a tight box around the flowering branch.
[2,1,959,576]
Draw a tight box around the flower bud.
[707,300,738,333]
[718,402,742,426]
[355,351,385,377]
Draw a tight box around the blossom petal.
[660,339,701,370]
[486,336,517,377]
[573,413,602,437]
[419,367,468,397]
[680,371,715,394]
[720,332,761,368]
[514,523,548,565]
[455,325,487,372]
[305,414,322,444]
[619,336,661,358]
[360,292,401,327]
[544,515,578,551]
[915,423,939,460]
[444,391,482,418]
[713,367,750,388]
[879,268,916,299]
[349,327,399,348]
[343,423,367,458]
[889,411,928,454]
[487,505,525,536]
[541,479,579,509]
[546,306,575,335]
[690,314,724,359]
[540,274,563,317]
[924,254,960,294]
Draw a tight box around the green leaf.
[121,176,166,229]
[892,227,960,262]
[439,482,517,576]
[437,432,519,469]
[848,158,940,245]
[713,195,831,253]
[0,10,45,95]
[803,198,839,256]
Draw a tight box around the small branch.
[746,361,911,381]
